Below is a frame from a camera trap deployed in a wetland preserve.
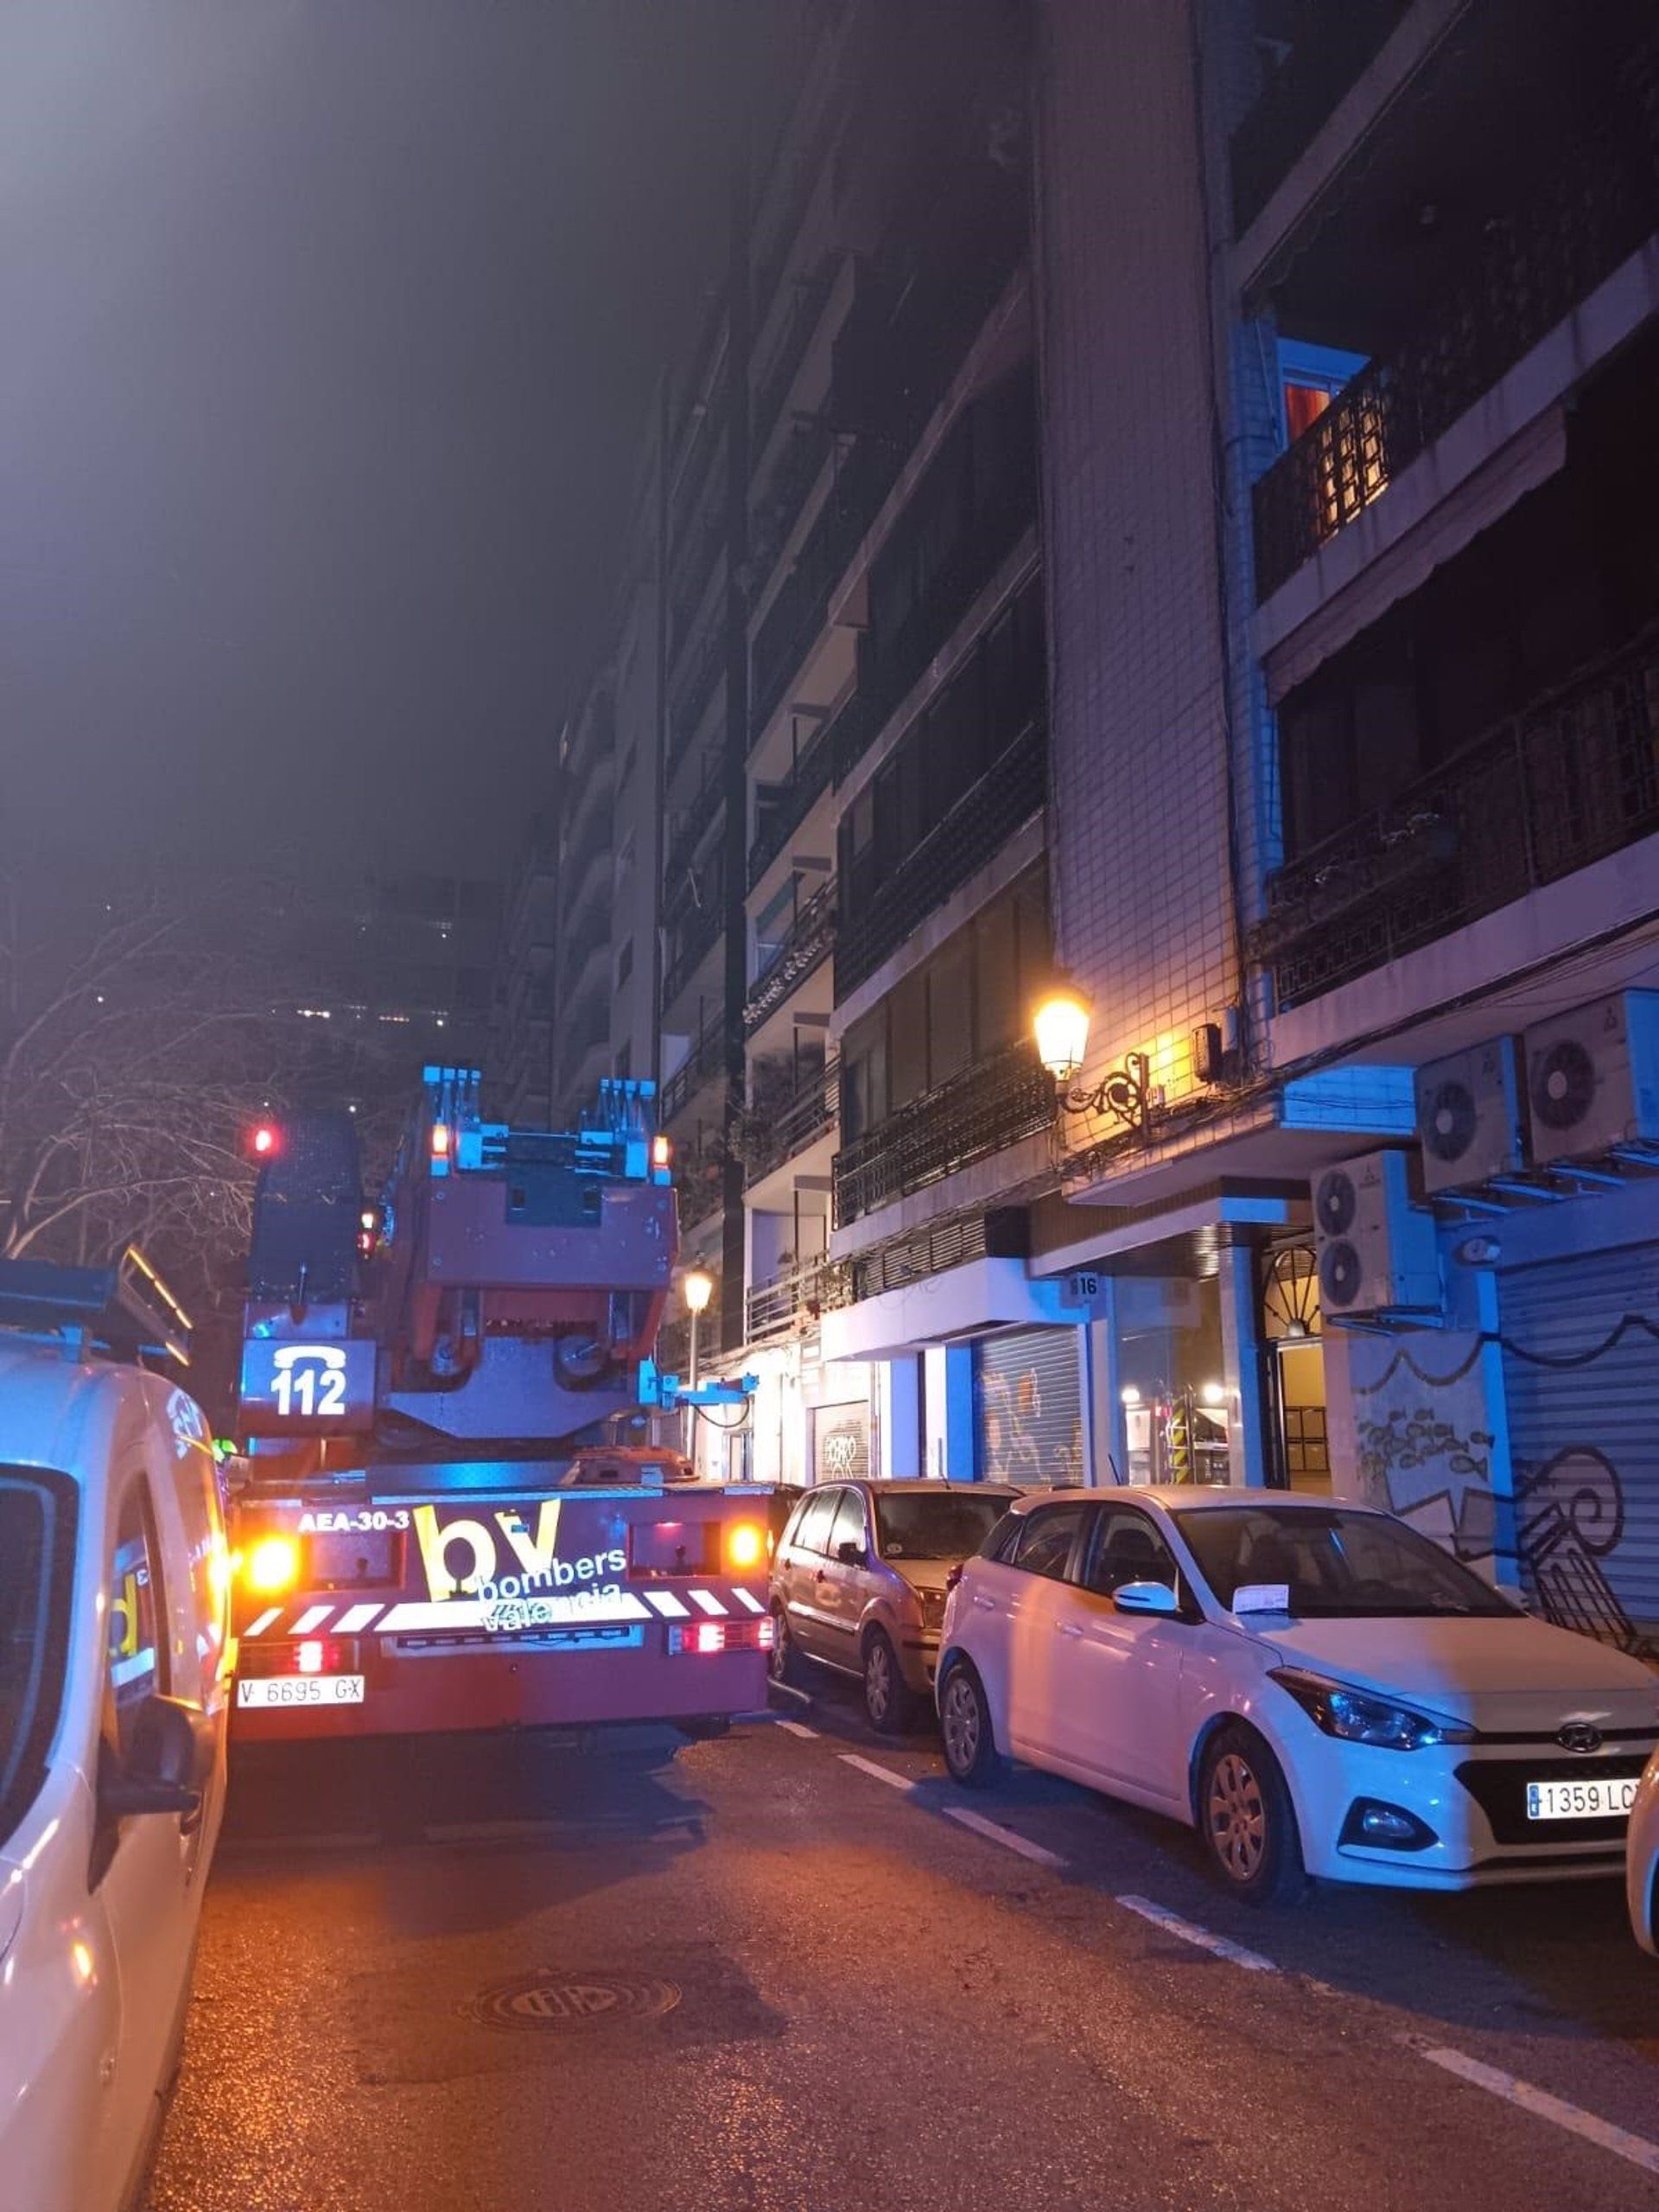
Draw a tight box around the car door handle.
[1057,1621,1084,1639]
[971,1593,997,1611]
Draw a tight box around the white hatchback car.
[0,1261,230,2212]
[938,1487,1659,1903]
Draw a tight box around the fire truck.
[226,1068,768,1741]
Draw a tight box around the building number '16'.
[270,1345,348,1419]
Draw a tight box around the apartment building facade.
[1028,0,1659,1638]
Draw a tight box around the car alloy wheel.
[1207,1749,1267,1883]
[768,1608,791,1683]
[865,1636,893,1725]
[941,1670,980,1774]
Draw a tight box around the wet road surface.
[146,1675,1659,2211]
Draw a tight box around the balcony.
[665,769,724,893]
[1249,630,1659,1007]
[1252,100,1659,600]
[661,1010,730,1124]
[836,717,1046,1001]
[744,1253,849,1347]
[1230,1,1414,238]
[743,875,836,1036]
[742,1055,839,1187]
[753,251,842,462]
[668,625,728,775]
[675,1154,728,1234]
[833,1039,1053,1230]
[661,904,724,1012]
[751,416,836,584]
[748,715,837,887]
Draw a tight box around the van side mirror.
[1112,1580,1179,1617]
[97,1695,207,1822]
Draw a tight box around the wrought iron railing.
[743,1056,839,1185]
[1253,86,1659,599]
[744,1254,849,1345]
[835,718,1046,999]
[1229,0,1412,236]
[659,1011,729,1123]
[661,905,723,1012]
[833,1039,1053,1228]
[744,876,836,1035]
[1252,631,1659,1007]
[747,718,837,887]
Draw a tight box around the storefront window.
[1116,1274,1230,1486]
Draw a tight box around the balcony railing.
[1250,630,1659,1007]
[743,874,836,1035]
[836,718,1046,1000]
[747,716,837,887]
[661,905,724,1012]
[665,770,724,893]
[660,1010,730,1123]
[742,1055,839,1186]
[1229,1,1411,237]
[744,1253,850,1346]
[751,415,836,583]
[668,624,728,772]
[1253,97,1659,600]
[833,1039,1053,1229]
[753,251,842,461]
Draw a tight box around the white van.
[0,1255,230,2212]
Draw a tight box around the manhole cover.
[465,1971,682,2032]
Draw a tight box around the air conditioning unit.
[1311,1150,1440,1319]
[1522,990,1659,1166]
[1414,1037,1526,1195]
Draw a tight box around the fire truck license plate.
[237,1675,365,1708]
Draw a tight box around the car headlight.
[1268,1667,1473,1751]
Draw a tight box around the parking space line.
[1416,2046,1659,2176]
[775,1719,819,1739]
[1115,1894,1278,1973]
[943,1805,1066,1869]
[838,1751,916,1793]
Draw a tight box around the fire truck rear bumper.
[232,1638,768,1740]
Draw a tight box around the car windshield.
[1175,1504,1515,1619]
[874,1491,1009,1561]
[0,1468,75,1853]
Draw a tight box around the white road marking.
[1115,1894,1278,1973]
[774,1719,819,1740]
[943,1805,1066,1869]
[291,1605,334,1636]
[243,1607,282,1638]
[839,1752,916,1793]
[1417,2046,1659,2177]
[334,1603,382,1635]
[732,1586,766,1614]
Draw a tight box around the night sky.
[3,1,787,883]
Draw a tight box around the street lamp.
[681,1266,714,1391]
[1032,982,1157,1135]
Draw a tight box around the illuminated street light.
[1033,982,1091,1086]
[682,1268,714,1316]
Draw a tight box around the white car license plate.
[1524,1776,1637,1821]
[237,1674,365,1708]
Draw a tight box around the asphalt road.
[147,1673,1659,2212]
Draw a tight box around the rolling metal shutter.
[973,1325,1084,1487]
[1499,1241,1659,1643]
